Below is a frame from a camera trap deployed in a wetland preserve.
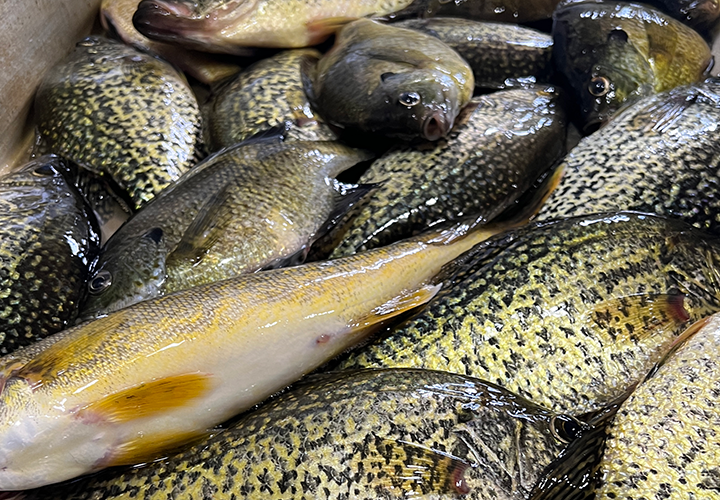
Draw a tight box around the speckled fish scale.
[35,36,202,208]
[334,212,720,415]
[595,313,720,499]
[19,369,588,500]
[536,78,720,234]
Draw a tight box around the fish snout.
[422,112,452,141]
[133,0,197,41]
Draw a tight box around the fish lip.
[422,112,451,141]
[133,0,198,41]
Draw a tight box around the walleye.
[80,139,373,319]
[0,155,99,355]
[552,1,712,128]
[334,212,720,415]
[394,18,553,89]
[35,36,202,208]
[132,0,416,52]
[0,213,510,490]
[594,313,720,498]
[536,78,720,235]
[329,87,566,258]
[17,369,595,500]
[302,19,474,141]
[204,49,337,151]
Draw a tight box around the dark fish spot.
[143,227,164,244]
[607,29,629,43]
[380,72,396,82]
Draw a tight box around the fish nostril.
[423,115,444,141]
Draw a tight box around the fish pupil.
[89,271,113,294]
[399,91,421,107]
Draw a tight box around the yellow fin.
[364,437,471,496]
[76,373,211,424]
[306,16,359,39]
[590,293,689,342]
[106,428,215,467]
[350,283,441,331]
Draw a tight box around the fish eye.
[550,415,584,443]
[588,76,611,97]
[88,270,113,295]
[399,91,421,107]
[32,164,57,177]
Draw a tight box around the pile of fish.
[0,0,719,498]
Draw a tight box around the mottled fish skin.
[645,0,720,32]
[133,0,417,51]
[594,313,720,499]
[0,155,100,355]
[537,79,720,234]
[334,212,720,415]
[204,49,337,151]
[0,214,509,490]
[19,369,589,500]
[552,1,712,128]
[35,36,202,209]
[329,87,566,258]
[391,0,562,23]
[393,18,553,89]
[303,19,474,141]
[79,140,373,319]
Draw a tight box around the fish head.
[553,3,655,129]
[80,227,167,320]
[370,69,460,141]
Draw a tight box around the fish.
[390,0,563,23]
[302,19,474,141]
[132,0,417,52]
[0,155,100,355]
[594,312,720,498]
[536,78,720,235]
[16,369,595,499]
[394,18,553,89]
[328,87,566,258]
[333,212,720,415]
[35,36,202,209]
[0,212,512,490]
[80,138,374,319]
[101,0,242,85]
[552,0,712,129]
[203,49,337,151]
[645,0,720,32]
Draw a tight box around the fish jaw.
[0,378,114,490]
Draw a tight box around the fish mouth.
[422,112,451,141]
[133,0,201,42]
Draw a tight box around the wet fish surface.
[645,0,720,31]
[394,18,553,89]
[133,0,417,51]
[392,0,562,23]
[329,87,566,258]
[18,369,593,500]
[302,19,474,141]
[0,155,99,355]
[80,139,373,319]
[537,79,720,235]
[334,212,720,415]
[35,36,202,208]
[552,0,712,128]
[594,313,720,498]
[204,49,337,151]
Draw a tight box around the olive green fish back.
[35,36,202,208]
[335,213,720,415]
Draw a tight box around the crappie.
[80,139,373,319]
[392,0,562,23]
[302,19,474,141]
[394,18,553,89]
[0,214,509,490]
[0,155,99,355]
[101,0,242,85]
[594,313,720,498]
[329,87,566,258]
[204,49,336,151]
[553,1,712,128]
[35,36,202,209]
[132,0,416,51]
[18,369,593,500]
[335,212,720,415]
[537,78,720,234]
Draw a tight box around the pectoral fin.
[350,283,441,331]
[305,17,359,41]
[76,372,212,424]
